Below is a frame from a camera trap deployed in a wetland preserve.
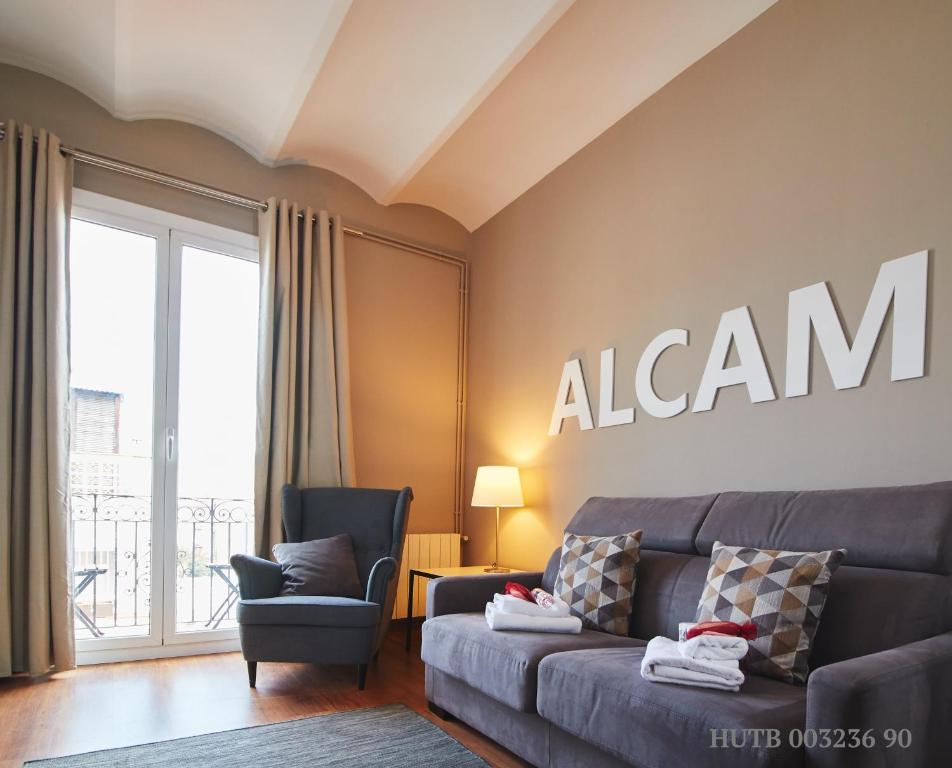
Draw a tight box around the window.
[69,191,258,660]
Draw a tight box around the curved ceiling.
[0,0,775,230]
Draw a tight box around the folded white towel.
[679,633,749,662]
[485,603,582,633]
[492,593,571,618]
[641,636,744,691]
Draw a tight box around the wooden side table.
[405,565,523,650]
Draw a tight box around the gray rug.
[24,704,488,767]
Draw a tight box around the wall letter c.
[635,329,689,418]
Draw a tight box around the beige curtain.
[254,199,356,556]
[0,120,74,677]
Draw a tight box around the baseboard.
[77,638,240,665]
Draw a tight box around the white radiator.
[393,532,461,619]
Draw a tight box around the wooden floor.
[0,624,530,768]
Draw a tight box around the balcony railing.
[71,493,253,638]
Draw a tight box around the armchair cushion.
[237,595,380,628]
[272,533,362,598]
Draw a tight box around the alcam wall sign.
[549,251,929,435]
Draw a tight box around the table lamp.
[471,465,524,573]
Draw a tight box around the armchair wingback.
[282,485,412,638]
[232,484,412,690]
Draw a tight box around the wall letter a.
[548,359,595,435]
[693,307,776,413]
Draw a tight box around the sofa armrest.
[426,571,543,619]
[366,556,398,605]
[805,631,952,767]
[230,554,284,600]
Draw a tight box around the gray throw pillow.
[272,534,363,598]
[695,541,846,684]
[554,530,643,636]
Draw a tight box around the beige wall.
[0,63,468,534]
[346,238,462,532]
[465,0,952,570]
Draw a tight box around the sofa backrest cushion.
[543,549,709,640]
[626,551,710,641]
[542,549,561,595]
[563,494,718,554]
[696,482,952,575]
[809,565,952,667]
[541,493,716,594]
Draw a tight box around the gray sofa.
[421,482,952,768]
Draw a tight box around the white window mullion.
[159,231,181,647]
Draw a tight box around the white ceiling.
[0,0,776,230]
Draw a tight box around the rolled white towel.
[492,593,571,618]
[485,603,582,634]
[679,633,749,662]
[641,636,744,691]
[678,622,696,642]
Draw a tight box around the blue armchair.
[230,484,412,690]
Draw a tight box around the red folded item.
[504,581,536,603]
[686,620,757,641]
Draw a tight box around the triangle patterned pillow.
[695,541,846,684]
[554,530,643,636]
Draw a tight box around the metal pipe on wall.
[0,121,469,535]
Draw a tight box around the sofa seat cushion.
[538,647,806,768]
[421,613,644,713]
[237,596,379,628]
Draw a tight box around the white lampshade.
[471,465,524,508]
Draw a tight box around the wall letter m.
[786,251,928,397]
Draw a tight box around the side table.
[405,565,523,650]
[206,563,241,629]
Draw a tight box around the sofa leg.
[247,661,257,688]
[357,663,367,690]
[428,701,455,721]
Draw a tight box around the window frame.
[70,189,258,664]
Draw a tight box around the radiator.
[393,532,461,619]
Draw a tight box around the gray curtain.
[254,199,356,557]
[0,120,74,677]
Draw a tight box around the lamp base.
[484,566,510,573]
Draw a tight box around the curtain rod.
[0,122,466,267]
[1,120,470,535]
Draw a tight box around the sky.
[69,219,259,502]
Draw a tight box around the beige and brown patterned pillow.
[696,541,846,684]
[554,530,642,636]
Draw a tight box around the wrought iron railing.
[71,493,253,638]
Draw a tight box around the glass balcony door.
[69,192,258,659]
[68,212,168,653]
[163,234,259,642]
